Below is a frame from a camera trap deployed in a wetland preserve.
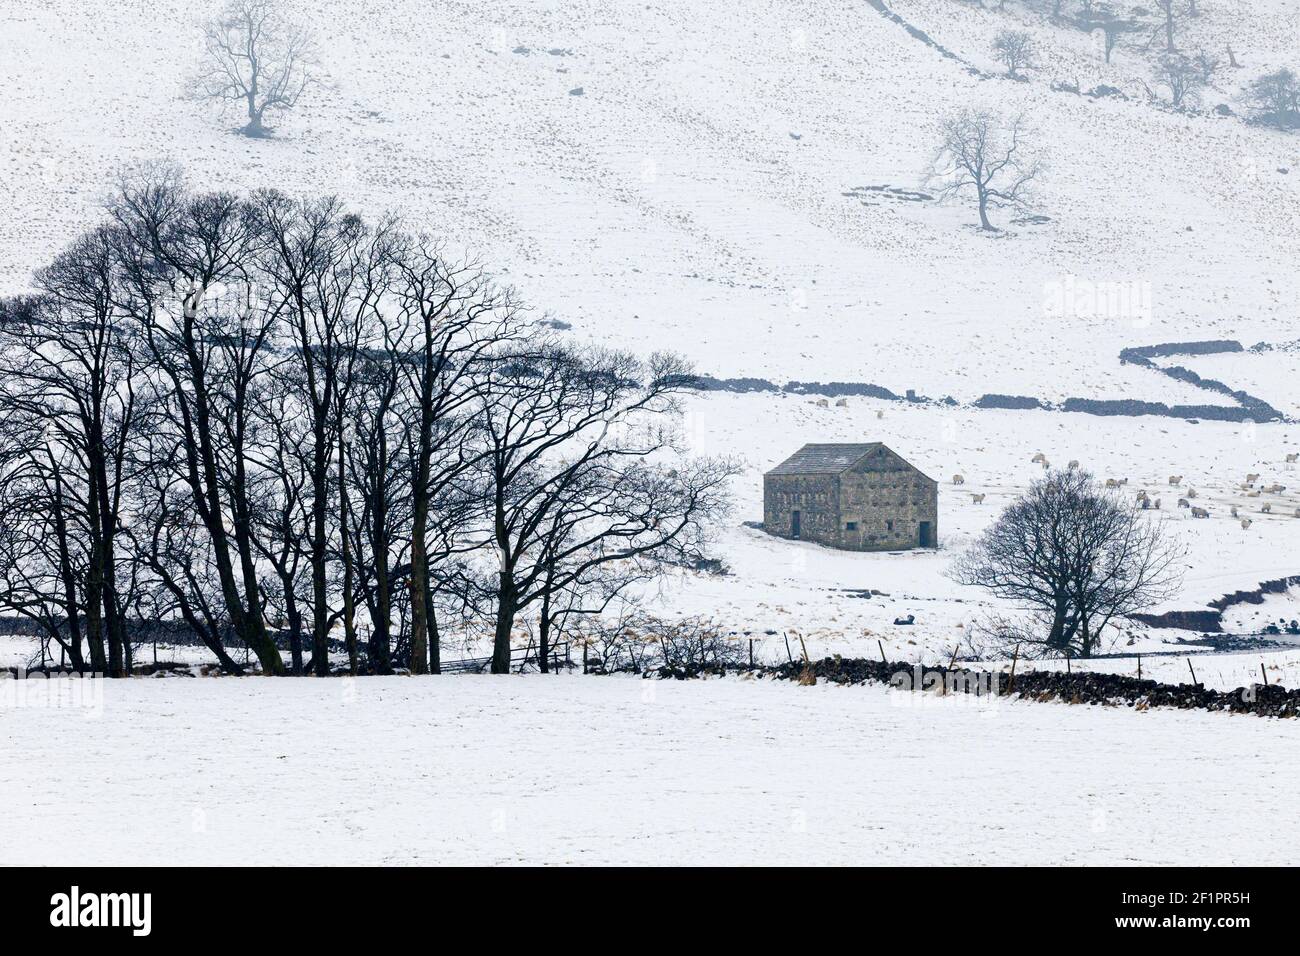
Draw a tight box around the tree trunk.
[976,188,994,231]
[428,601,441,675]
[491,571,516,674]
[50,485,85,672]
[310,430,330,676]
[408,524,429,674]
[538,587,551,674]
[339,436,358,675]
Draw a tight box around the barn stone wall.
[837,464,938,551]
[763,474,840,547]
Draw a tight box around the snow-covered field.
[2,674,1295,866]
[1,0,1299,676]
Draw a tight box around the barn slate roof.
[765,443,884,476]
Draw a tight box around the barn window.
[845,521,857,531]
[886,520,894,532]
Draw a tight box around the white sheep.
[971,493,986,504]
[1241,518,1253,530]
[952,474,965,485]
[1168,475,1182,485]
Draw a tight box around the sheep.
[1191,506,1209,519]
[1105,478,1120,489]
[971,493,986,504]
[1264,483,1286,494]
[1241,518,1253,530]
[1040,459,1051,470]
[1247,490,1262,498]
[1187,488,1198,499]
[1168,475,1182,485]
[952,474,965,485]
[815,398,829,408]
[876,410,884,419]
[1231,505,1239,518]
[834,398,848,408]
[1068,459,1080,470]
[1247,473,1260,485]
[1177,498,1190,508]
[1031,452,1046,464]
[1262,503,1273,514]
[1154,498,1162,510]
[1287,453,1298,463]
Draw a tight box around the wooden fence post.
[1005,643,1020,696]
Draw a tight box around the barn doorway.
[791,510,801,539]
[918,521,934,548]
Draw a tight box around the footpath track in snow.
[1,675,1295,865]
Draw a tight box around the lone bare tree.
[949,470,1182,658]
[193,0,315,137]
[1155,53,1205,107]
[928,111,1042,232]
[1247,68,1300,129]
[992,31,1035,79]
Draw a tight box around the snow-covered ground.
[2,674,1295,866]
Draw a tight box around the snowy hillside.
[2,0,1299,666]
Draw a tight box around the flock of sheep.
[951,452,1300,529]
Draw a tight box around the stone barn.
[763,443,938,551]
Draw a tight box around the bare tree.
[1247,68,1300,129]
[1087,4,1140,63]
[928,111,1042,232]
[255,193,394,675]
[192,0,315,137]
[0,229,139,676]
[471,345,735,674]
[385,244,528,674]
[109,170,287,674]
[1155,53,1205,107]
[949,470,1182,658]
[1151,0,1186,53]
[992,31,1036,79]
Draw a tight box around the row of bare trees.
[0,169,736,676]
